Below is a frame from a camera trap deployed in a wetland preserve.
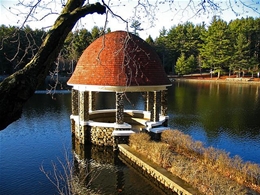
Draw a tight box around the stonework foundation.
[161,90,167,116]
[89,91,96,112]
[71,89,79,115]
[153,91,160,122]
[90,126,114,146]
[79,91,89,122]
[144,92,152,112]
[116,92,124,125]
[75,123,88,144]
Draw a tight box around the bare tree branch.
[0,0,106,130]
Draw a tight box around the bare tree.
[0,0,106,130]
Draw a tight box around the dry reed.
[41,151,100,195]
[129,129,260,194]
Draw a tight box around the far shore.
[168,74,260,84]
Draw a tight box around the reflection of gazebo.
[68,31,171,147]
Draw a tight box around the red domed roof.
[67,31,170,89]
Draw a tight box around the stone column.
[146,92,154,121]
[161,90,167,116]
[144,92,153,112]
[89,91,96,112]
[79,91,89,122]
[153,91,160,122]
[78,91,89,144]
[116,92,124,125]
[71,89,79,115]
[71,89,79,134]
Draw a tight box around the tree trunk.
[217,71,220,78]
[0,1,106,130]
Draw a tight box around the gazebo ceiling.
[67,31,171,92]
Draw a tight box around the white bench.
[147,126,170,133]
[112,130,135,136]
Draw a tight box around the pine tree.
[175,53,196,75]
[130,20,143,36]
[233,33,251,77]
[175,53,186,75]
[199,16,233,77]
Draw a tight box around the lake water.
[0,81,260,194]
[168,81,260,163]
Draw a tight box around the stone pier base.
[71,116,134,147]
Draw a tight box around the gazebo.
[68,31,171,147]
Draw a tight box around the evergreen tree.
[154,27,174,73]
[199,16,233,77]
[229,17,260,76]
[91,26,102,41]
[158,22,203,74]
[175,53,186,75]
[175,53,197,75]
[106,27,111,33]
[0,25,45,74]
[186,55,197,73]
[146,35,154,45]
[233,33,251,77]
[72,29,92,60]
[130,20,143,36]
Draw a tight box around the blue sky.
[0,0,259,39]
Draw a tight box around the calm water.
[0,82,260,194]
[168,81,260,163]
[0,91,165,195]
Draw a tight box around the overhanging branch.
[0,1,106,130]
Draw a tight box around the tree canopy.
[151,17,259,76]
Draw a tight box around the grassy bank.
[129,130,260,195]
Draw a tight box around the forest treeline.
[0,16,259,77]
[149,16,260,77]
[0,25,110,76]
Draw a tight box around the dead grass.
[129,130,260,195]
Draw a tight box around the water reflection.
[72,140,167,195]
[0,93,72,195]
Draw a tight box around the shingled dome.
[67,31,171,91]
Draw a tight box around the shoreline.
[169,76,260,85]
